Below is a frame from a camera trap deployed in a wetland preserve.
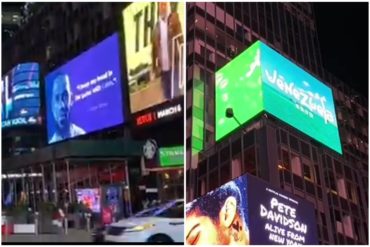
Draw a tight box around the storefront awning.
[2,138,145,172]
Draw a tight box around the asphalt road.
[2,229,92,243]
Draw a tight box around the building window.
[280,129,288,145]
[232,138,242,156]
[303,163,313,181]
[305,180,315,195]
[314,165,321,185]
[337,177,347,199]
[209,169,219,191]
[281,149,291,170]
[244,147,256,175]
[320,212,327,226]
[293,174,303,190]
[291,154,302,176]
[198,176,206,196]
[289,134,299,152]
[342,215,355,239]
[327,172,337,193]
[220,147,230,163]
[301,141,310,157]
[220,164,230,185]
[198,160,207,177]
[231,156,242,179]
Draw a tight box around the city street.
[2,229,92,243]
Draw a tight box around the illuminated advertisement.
[216,41,342,154]
[45,33,124,144]
[192,79,205,155]
[102,185,123,224]
[248,175,317,245]
[123,2,185,113]
[142,141,183,169]
[1,63,41,128]
[159,146,183,167]
[76,188,101,213]
[186,174,318,245]
[134,99,182,127]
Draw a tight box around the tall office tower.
[186,2,368,245]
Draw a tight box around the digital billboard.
[45,33,124,144]
[186,174,318,245]
[101,185,124,224]
[192,79,205,155]
[134,99,182,127]
[142,141,183,169]
[123,2,185,113]
[1,62,41,128]
[215,41,342,154]
[159,145,183,167]
[76,188,101,213]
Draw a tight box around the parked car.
[104,199,184,243]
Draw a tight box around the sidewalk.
[2,229,92,243]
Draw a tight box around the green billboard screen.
[159,146,184,167]
[192,79,205,155]
[215,41,342,154]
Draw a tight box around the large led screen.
[2,63,41,128]
[159,145,184,167]
[216,41,342,154]
[186,174,318,245]
[76,188,101,213]
[123,2,185,113]
[215,42,264,142]
[45,33,124,144]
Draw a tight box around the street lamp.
[225,107,246,134]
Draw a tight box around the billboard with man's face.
[45,33,124,144]
[123,2,185,113]
[216,41,342,154]
[186,174,318,245]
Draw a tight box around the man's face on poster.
[186,196,249,245]
[158,2,168,19]
[186,207,221,245]
[51,74,72,131]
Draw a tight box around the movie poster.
[123,2,185,113]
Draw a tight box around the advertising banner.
[159,145,184,167]
[134,98,183,127]
[142,141,183,169]
[215,41,342,154]
[2,63,41,128]
[192,79,205,155]
[76,188,101,213]
[247,175,318,245]
[123,2,185,113]
[45,33,124,144]
[186,174,318,245]
[101,185,124,223]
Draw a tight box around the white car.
[104,199,184,243]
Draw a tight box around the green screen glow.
[159,146,184,167]
[215,41,342,154]
[192,79,205,154]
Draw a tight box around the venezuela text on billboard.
[215,41,342,154]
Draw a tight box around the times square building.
[2,2,184,223]
[186,2,368,245]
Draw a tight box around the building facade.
[2,2,184,217]
[186,2,368,245]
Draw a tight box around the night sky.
[314,2,369,98]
